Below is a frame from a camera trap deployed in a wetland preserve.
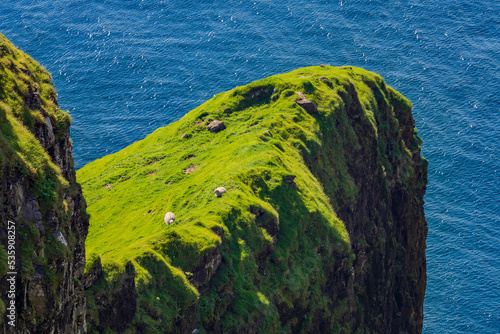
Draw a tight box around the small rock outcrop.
[295,91,318,114]
[207,120,226,132]
[283,175,297,188]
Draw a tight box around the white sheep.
[164,212,176,225]
[214,187,227,197]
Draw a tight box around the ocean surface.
[1,0,498,332]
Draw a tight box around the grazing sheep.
[214,187,227,197]
[164,212,176,225]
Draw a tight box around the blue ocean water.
[1,0,498,332]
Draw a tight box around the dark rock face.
[82,257,102,289]
[191,247,223,289]
[25,89,42,111]
[86,263,136,334]
[0,126,89,333]
[20,197,43,223]
[304,81,428,333]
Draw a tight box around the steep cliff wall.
[79,66,427,333]
[0,35,88,333]
[302,73,428,332]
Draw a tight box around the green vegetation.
[0,34,70,207]
[0,33,423,332]
[0,34,78,309]
[78,65,418,332]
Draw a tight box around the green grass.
[78,65,418,332]
[0,34,70,209]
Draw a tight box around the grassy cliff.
[78,65,427,333]
[0,34,88,332]
[0,34,71,210]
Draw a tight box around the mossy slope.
[78,65,426,333]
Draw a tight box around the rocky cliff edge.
[0,34,89,333]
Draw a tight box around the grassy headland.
[78,65,420,333]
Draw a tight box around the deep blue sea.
[1,0,498,332]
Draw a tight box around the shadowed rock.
[83,256,102,289]
[295,91,318,114]
[208,120,226,132]
[21,197,43,222]
[16,66,34,78]
[29,91,42,109]
[44,117,56,144]
[283,175,297,188]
